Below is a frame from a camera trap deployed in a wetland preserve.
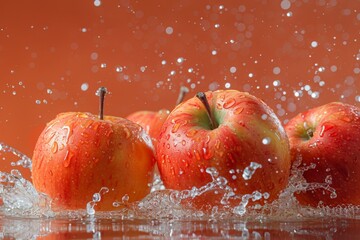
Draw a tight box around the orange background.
[0,0,359,180]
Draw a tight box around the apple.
[127,86,189,151]
[156,90,291,209]
[31,87,156,211]
[285,102,360,207]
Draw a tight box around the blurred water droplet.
[94,0,101,7]
[262,137,271,145]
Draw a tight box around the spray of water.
[1,141,359,220]
[0,142,54,217]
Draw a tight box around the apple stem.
[196,92,218,130]
[97,87,107,120]
[176,86,190,105]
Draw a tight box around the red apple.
[285,102,360,207]
[156,90,291,208]
[127,86,189,151]
[31,87,156,211]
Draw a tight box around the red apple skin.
[156,90,291,207]
[127,109,170,151]
[32,112,156,211]
[285,102,360,207]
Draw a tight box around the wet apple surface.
[285,102,360,207]
[127,86,189,152]
[157,90,291,208]
[32,111,156,210]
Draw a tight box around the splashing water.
[86,187,110,215]
[0,142,54,217]
[1,142,360,221]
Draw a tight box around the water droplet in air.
[311,41,318,48]
[280,0,291,10]
[115,66,123,72]
[81,83,89,91]
[262,137,271,145]
[94,0,101,7]
[165,26,173,35]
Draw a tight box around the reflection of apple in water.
[31,87,156,210]
[127,86,189,151]
[156,90,291,208]
[285,102,360,207]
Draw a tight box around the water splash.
[0,142,53,217]
[86,187,109,215]
[0,142,359,221]
[0,143,32,169]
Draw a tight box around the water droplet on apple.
[319,123,334,137]
[214,139,221,149]
[122,194,130,202]
[51,141,58,153]
[181,140,186,146]
[160,154,166,164]
[325,175,332,184]
[171,119,188,133]
[202,147,213,160]
[186,129,198,138]
[234,107,244,114]
[170,167,175,176]
[193,149,201,161]
[223,98,236,109]
[63,150,74,168]
[171,123,181,133]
